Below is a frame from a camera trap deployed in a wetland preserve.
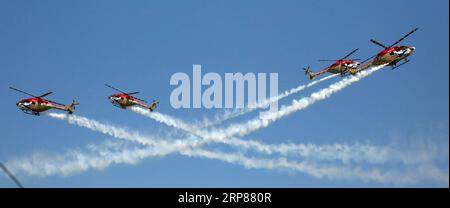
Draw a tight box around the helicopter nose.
[109,96,119,102]
[16,102,25,110]
[406,47,415,55]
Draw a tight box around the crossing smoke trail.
[47,112,403,165]
[131,106,427,165]
[119,106,450,165]
[197,73,340,127]
[46,66,382,158]
[6,140,448,185]
[21,108,446,184]
[128,65,420,165]
[42,113,442,183]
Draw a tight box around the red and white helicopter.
[303,48,361,80]
[350,28,418,74]
[10,87,79,116]
[105,84,159,111]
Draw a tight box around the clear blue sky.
[0,0,448,187]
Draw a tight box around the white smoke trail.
[15,109,446,184]
[131,106,421,165]
[208,65,386,141]
[129,65,429,165]
[7,140,448,186]
[6,140,152,177]
[196,73,340,127]
[130,107,443,165]
[130,108,209,140]
[134,64,442,165]
[49,111,392,165]
[46,112,163,147]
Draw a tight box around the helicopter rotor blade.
[127,91,140,95]
[104,84,127,94]
[9,87,39,98]
[339,48,359,60]
[370,39,387,49]
[38,92,53,98]
[388,27,419,48]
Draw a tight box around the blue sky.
[0,0,448,187]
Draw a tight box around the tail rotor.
[303,66,315,80]
[148,99,159,112]
[65,100,80,114]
